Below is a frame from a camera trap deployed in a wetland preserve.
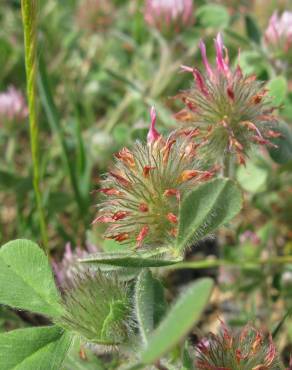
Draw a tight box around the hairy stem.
[222,152,235,178]
[21,0,48,251]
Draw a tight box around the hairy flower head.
[93,108,215,249]
[144,0,194,34]
[195,322,282,370]
[59,270,132,345]
[176,34,279,165]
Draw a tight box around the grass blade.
[21,0,48,250]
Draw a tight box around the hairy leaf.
[80,249,182,268]
[269,122,292,164]
[267,76,287,106]
[153,278,167,327]
[140,278,214,364]
[0,325,72,370]
[176,179,242,251]
[0,239,62,318]
[134,270,166,345]
[135,270,155,344]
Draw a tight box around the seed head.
[195,321,282,370]
[59,270,132,345]
[93,108,215,249]
[176,34,279,165]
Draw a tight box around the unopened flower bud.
[59,270,132,345]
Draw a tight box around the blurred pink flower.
[144,0,194,33]
[239,230,261,245]
[0,86,28,124]
[52,242,98,288]
[265,11,292,54]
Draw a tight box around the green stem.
[222,153,235,178]
[21,0,48,251]
[168,256,292,270]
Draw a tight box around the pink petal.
[214,33,229,76]
[147,106,161,143]
[199,40,214,79]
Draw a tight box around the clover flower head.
[0,86,28,125]
[195,321,281,370]
[93,107,215,249]
[176,34,279,165]
[144,0,194,34]
[265,11,292,56]
[59,270,132,345]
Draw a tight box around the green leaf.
[269,122,292,164]
[80,249,182,268]
[239,50,268,76]
[224,29,250,46]
[152,278,167,327]
[176,179,242,251]
[245,15,261,44]
[0,239,62,318]
[237,161,268,193]
[135,269,166,345]
[267,76,288,106]
[196,5,230,29]
[0,325,72,370]
[140,278,214,365]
